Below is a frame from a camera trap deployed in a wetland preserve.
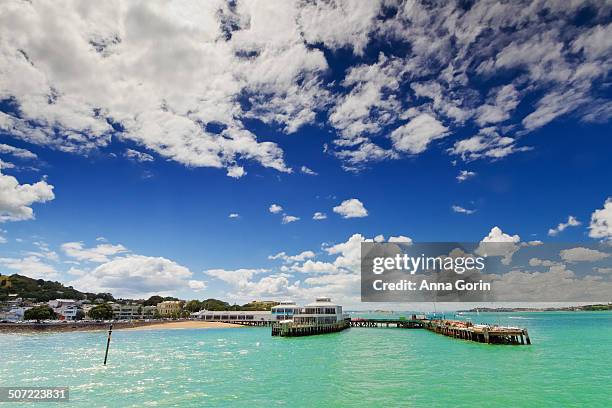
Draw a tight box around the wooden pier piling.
[271,320,350,337]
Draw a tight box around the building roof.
[304,297,340,307]
[271,302,300,310]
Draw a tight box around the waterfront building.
[191,310,274,324]
[48,299,77,309]
[272,297,350,336]
[6,297,23,308]
[141,305,157,318]
[57,304,79,320]
[48,299,79,320]
[156,300,182,317]
[111,303,142,320]
[0,306,31,321]
[271,301,301,321]
[81,304,94,316]
[292,297,346,325]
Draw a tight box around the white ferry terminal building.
[190,297,348,330]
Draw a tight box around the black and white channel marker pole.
[103,324,113,365]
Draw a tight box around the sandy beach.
[0,320,243,333]
[122,321,242,330]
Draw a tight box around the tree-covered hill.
[0,274,96,302]
[1,274,280,311]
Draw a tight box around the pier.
[349,318,424,328]
[348,317,531,345]
[262,297,530,344]
[422,319,530,345]
[232,320,273,326]
[271,320,349,337]
[271,317,530,344]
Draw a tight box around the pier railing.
[349,318,424,328]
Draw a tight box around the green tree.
[24,305,57,321]
[91,292,115,302]
[75,310,85,320]
[201,298,231,311]
[88,303,114,320]
[241,301,278,311]
[143,295,179,306]
[0,274,88,302]
[184,300,203,313]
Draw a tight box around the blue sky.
[0,1,611,307]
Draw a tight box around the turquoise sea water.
[1,312,611,407]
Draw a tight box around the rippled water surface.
[1,312,611,407]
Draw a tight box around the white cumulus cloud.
[205,268,268,288]
[388,235,412,243]
[226,166,246,179]
[269,204,283,214]
[449,128,531,161]
[390,113,449,154]
[333,198,368,218]
[477,226,521,265]
[560,247,610,263]
[0,255,58,279]
[548,215,581,236]
[0,170,55,222]
[124,148,154,163]
[0,1,609,174]
[0,144,37,160]
[456,170,476,182]
[70,254,197,298]
[282,214,300,224]
[61,241,128,263]
[589,198,612,241]
[452,205,476,215]
[268,250,315,263]
[300,166,318,175]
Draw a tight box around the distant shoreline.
[457,305,612,313]
[348,307,612,314]
[0,320,241,333]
